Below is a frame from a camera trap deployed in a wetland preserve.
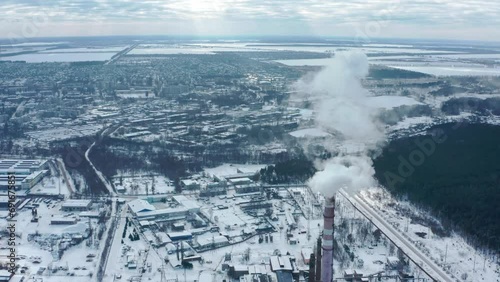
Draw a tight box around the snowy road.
[96,200,119,282]
[339,190,454,282]
[100,201,125,282]
[85,126,117,196]
[85,125,121,281]
[56,158,74,195]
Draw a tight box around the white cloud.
[0,0,499,40]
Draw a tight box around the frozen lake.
[128,43,459,55]
[389,65,500,76]
[129,47,217,55]
[0,52,117,62]
[275,56,500,76]
[274,58,334,66]
[39,46,127,53]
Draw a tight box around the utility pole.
[444,244,448,265]
[473,251,477,273]
[152,176,155,195]
[307,199,311,241]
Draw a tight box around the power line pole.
[444,244,448,265]
[473,251,477,273]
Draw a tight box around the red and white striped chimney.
[322,196,335,282]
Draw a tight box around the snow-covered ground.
[0,199,108,281]
[112,173,175,195]
[25,124,104,142]
[366,96,423,110]
[361,187,500,282]
[28,176,71,196]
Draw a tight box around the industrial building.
[128,199,155,215]
[0,159,49,191]
[0,196,9,210]
[180,179,200,190]
[239,273,273,282]
[167,231,193,241]
[50,217,77,225]
[20,170,48,189]
[0,159,48,174]
[61,199,92,212]
[0,270,12,282]
[343,269,364,281]
[196,235,229,249]
[136,207,189,221]
[199,182,227,197]
[128,196,200,222]
[172,195,200,213]
[269,256,294,272]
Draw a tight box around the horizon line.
[1,34,500,45]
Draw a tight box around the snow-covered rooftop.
[269,255,293,272]
[173,195,200,211]
[61,199,92,208]
[197,235,229,247]
[128,199,156,214]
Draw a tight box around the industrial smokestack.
[321,197,335,282]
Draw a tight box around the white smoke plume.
[293,51,385,198]
[309,155,376,198]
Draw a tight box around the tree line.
[374,123,500,251]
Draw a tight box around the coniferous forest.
[374,123,500,250]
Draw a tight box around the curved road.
[85,125,118,196]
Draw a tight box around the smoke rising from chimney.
[309,155,376,198]
[293,51,385,198]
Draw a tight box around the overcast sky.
[1,0,499,41]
